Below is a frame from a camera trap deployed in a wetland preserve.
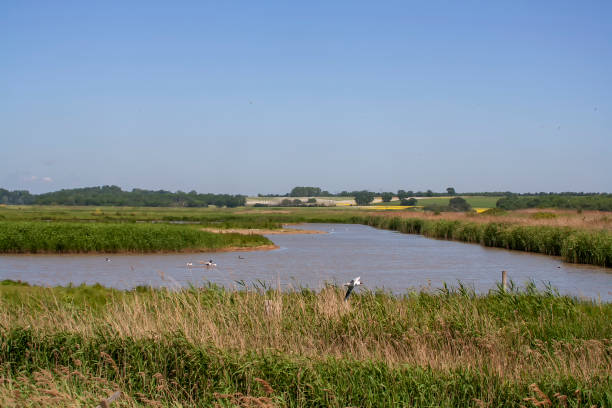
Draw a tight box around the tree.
[397,190,407,200]
[401,197,417,206]
[446,187,456,195]
[449,197,471,211]
[426,190,433,197]
[381,192,393,202]
[307,198,317,204]
[353,191,375,206]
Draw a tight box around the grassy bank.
[360,215,612,267]
[0,221,273,254]
[0,281,611,406]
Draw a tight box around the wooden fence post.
[502,270,508,292]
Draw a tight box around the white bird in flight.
[344,276,363,301]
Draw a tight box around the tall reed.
[358,216,612,267]
[1,282,610,407]
[0,221,272,253]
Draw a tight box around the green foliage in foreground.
[2,329,609,407]
[0,221,272,253]
[362,216,612,267]
[0,282,611,406]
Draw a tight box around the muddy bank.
[200,227,326,235]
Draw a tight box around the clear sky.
[1,1,611,195]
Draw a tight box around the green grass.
[1,282,611,406]
[0,221,272,253]
[373,196,501,208]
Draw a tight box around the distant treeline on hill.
[0,186,246,207]
[497,193,612,211]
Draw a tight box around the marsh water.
[1,223,611,301]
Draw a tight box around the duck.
[344,276,363,301]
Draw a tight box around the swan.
[186,262,193,267]
[344,276,363,301]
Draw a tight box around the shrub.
[354,191,375,206]
[401,198,417,206]
[449,197,471,212]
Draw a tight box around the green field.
[373,196,502,208]
[1,281,610,407]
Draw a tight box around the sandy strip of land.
[201,227,326,235]
[209,244,279,252]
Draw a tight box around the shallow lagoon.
[1,223,611,301]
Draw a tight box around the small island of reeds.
[0,221,274,253]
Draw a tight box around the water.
[1,223,611,300]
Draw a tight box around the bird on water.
[344,276,363,301]
[200,259,216,267]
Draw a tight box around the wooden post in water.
[501,270,508,292]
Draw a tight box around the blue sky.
[1,1,611,194]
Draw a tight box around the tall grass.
[0,221,273,253]
[359,216,612,267]
[1,282,611,406]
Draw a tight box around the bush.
[401,198,417,206]
[449,197,471,212]
[354,191,375,206]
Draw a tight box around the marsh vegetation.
[0,281,610,406]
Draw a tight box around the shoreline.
[200,226,326,235]
[0,244,280,256]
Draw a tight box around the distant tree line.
[0,189,35,205]
[496,194,612,211]
[0,186,246,207]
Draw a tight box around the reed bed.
[0,221,272,254]
[361,215,612,267]
[1,282,611,406]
